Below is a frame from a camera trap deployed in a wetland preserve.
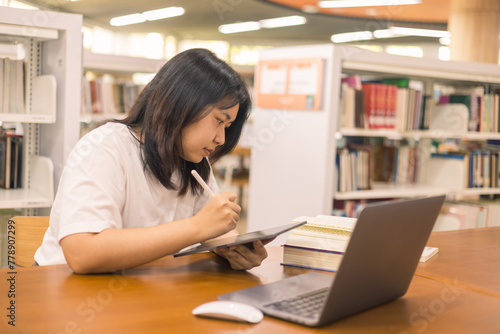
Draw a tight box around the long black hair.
[116,48,251,196]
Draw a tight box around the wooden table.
[1,228,500,334]
[416,227,500,298]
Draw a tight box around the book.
[9,135,22,189]
[0,133,23,189]
[282,245,344,272]
[354,89,365,128]
[385,84,397,129]
[0,136,6,188]
[0,59,3,114]
[395,87,409,131]
[282,215,439,272]
[420,246,439,262]
[340,82,355,129]
[2,58,10,114]
[0,134,12,189]
[341,75,361,90]
[372,144,397,182]
[381,77,411,88]
[8,58,17,113]
[14,59,25,114]
[362,82,377,129]
[285,215,356,251]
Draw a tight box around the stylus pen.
[191,170,215,197]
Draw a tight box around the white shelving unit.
[339,128,500,140]
[83,51,166,74]
[247,44,500,242]
[0,7,82,209]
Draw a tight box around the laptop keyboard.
[263,288,329,319]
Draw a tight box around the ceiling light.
[259,15,306,29]
[219,22,261,34]
[331,31,373,43]
[110,13,146,27]
[219,15,306,34]
[373,27,450,39]
[319,0,421,8]
[389,26,450,38]
[110,6,185,27]
[142,7,185,21]
[373,29,397,39]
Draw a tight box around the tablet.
[173,221,307,257]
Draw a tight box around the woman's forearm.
[60,217,209,274]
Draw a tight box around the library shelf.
[0,7,82,211]
[334,182,500,200]
[339,128,500,140]
[248,44,500,235]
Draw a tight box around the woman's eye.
[217,119,224,125]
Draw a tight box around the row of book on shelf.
[0,130,23,190]
[336,142,420,192]
[81,75,145,116]
[281,214,439,272]
[436,198,500,230]
[426,148,500,190]
[0,57,25,115]
[337,140,500,193]
[340,75,500,133]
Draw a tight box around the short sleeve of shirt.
[55,128,129,239]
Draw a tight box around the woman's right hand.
[192,192,241,240]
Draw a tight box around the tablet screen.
[173,221,306,257]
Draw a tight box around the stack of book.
[282,215,356,272]
[282,215,438,272]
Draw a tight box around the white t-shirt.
[35,122,217,265]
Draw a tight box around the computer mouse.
[192,300,264,323]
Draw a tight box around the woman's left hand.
[213,240,271,270]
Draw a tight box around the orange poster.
[255,58,324,110]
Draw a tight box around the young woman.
[34,48,268,274]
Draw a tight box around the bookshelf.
[0,8,82,209]
[80,51,165,135]
[80,53,255,130]
[247,44,500,240]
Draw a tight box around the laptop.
[218,195,445,327]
